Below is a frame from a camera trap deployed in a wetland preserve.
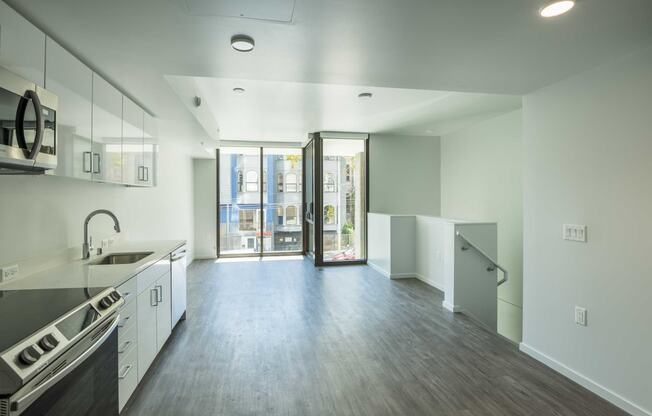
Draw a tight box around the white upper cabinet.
[0,1,45,86]
[46,38,93,180]
[92,74,123,184]
[143,113,158,187]
[122,97,144,186]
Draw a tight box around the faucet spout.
[83,209,121,259]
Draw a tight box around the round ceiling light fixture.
[233,87,246,94]
[231,34,255,52]
[358,92,373,99]
[539,0,575,17]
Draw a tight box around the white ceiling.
[6,0,652,151]
[168,76,521,142]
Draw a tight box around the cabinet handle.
[118,340,131,354]
[83,151,92,173]
[156,285,162,302]
[138,166,144,181]
[92,153,101,174]
[144,166,149,182]
[150,288,158,306]
[118,365,133,379]
[117,316,130,328]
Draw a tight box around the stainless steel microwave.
[0,65,57,174]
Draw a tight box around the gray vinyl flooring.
[122,258,627,416]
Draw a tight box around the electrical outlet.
[575,306,587,326]
[0,265,19,282]
[563,224,587,242]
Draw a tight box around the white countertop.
[0,240,186,291]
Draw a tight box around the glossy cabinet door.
[0,1,45,86]
[137,285,158,382]
[122,97,144,186]
[143,112,158,187]
[92,74,122,183]
[45,38,92,180]
[155,273,172,350]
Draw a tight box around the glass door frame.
[304,132,369,267]
[216,146,305,259]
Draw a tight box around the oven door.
[5,316,119,416]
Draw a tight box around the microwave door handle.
[9,314,120,414]
[15,90,44,160]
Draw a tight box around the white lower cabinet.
[117,277,138,413]
[117,257,173,413]
[137,270,172,381]
[137,283,158,381]
[155,273,172,350]
[118,344,138,412]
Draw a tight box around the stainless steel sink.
[90,252,153,265]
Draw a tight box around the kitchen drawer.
[117,277,137,305]
[136,257,170,295]
[118,321,137,363]
[118,344,138,412]
[117,296,137,333]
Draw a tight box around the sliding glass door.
[217,146,303,257]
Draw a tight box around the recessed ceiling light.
[231,34,255,52]
[233,87,245,94]
[539,0,575,17]
[358,92,373,99]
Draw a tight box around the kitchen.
[1,0,651,415]
[0,0,194,413]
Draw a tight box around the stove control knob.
[99,296,114,310]
[38,334,59,352]
[109,291,122,302]
[19,346,41,366]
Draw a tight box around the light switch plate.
[563,224,587,242]
[575,306,587,326]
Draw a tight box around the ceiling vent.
[183,0,296,23]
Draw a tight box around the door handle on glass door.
[156,285,162,302]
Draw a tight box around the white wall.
[521,45,652,416]
[440,109,523,342]
[369,134,441,216]
[193,158,217,259]
[0,136,195,265]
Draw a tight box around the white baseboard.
[389,272,416,279]
[519,343,651,416]
[367,261,390,278]
[442,300,462,313]
[367,262,419,280]
[415,273,445,292]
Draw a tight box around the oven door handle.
[10,314,120,414]
[15,89,44,161]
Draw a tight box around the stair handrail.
[456,231,508,286]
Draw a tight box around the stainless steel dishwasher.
[170,246,187,327]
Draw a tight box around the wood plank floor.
[122,258,627,416]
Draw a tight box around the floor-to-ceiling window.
[321,138,367,262]
[218,146,303,257]
[263,147,303,254]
